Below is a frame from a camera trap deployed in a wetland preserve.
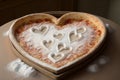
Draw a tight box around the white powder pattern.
[20,22,94,63]
[7,59,36,78]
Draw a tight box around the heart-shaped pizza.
[9,12,106,74]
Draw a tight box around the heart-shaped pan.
[9,12,106,74]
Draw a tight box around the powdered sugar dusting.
[7,59,37,78]
[20,22,94,63]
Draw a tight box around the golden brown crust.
[9,12,106,70]
[16,20,101,68]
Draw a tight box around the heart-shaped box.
[9,12,106,75]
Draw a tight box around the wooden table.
[0,12,120,80]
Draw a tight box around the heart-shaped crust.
[69,31,82,42]
[9,12,106,74]
[57,42,72,53]
[48,53,65,63]
[42,39,53,49]
[31,25,48,34]
[53,33,64,40]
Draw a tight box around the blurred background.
[0,0,120,26]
